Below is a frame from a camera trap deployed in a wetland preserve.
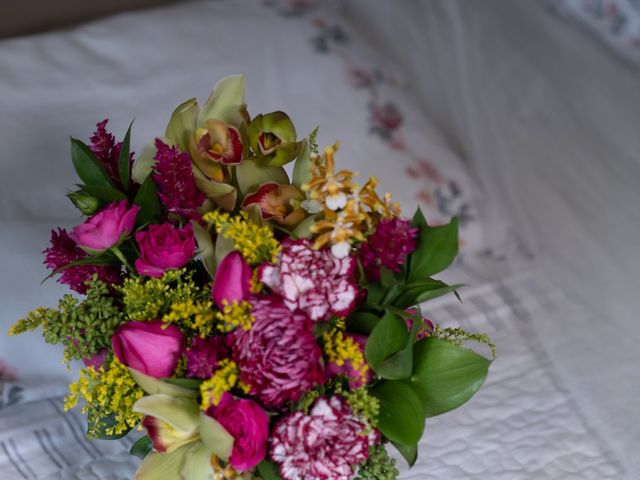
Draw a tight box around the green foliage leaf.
[392,441,418,467]
[365,312,408,376]
[375,315,420,380]
[42,255,120,283]
[130,435,153,459]
[346,311,380,335]
[410,338,490,417]
[133,175,162,225]
[165,97,199,152]
[119,122,133,192]
[70,137,115,190]
[257,459,284,480]
[394,279,464,309]
[369,380,425,446]
[80,184,127,202]
[409,211,459,280]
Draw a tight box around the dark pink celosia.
[89,119,132,189]
[359,218,418,281]
[258,239,359,322]
[152,139,205,218]
[43,228,122,294]
[229,295,324,410]
[270,396,375,480]
[185,336,229,379]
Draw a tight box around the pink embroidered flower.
[370,102,403,133]
[112,321,185,378]
[89,119,132,189]
[359,218,418,281]
[229,295,324,409]
[43,228,122,294]
[270,396,374,480]
[152,139,205,218]
[185,336,229,379]
[259,239,359,322]
[207,393,269,472]
[70,200,140,252]
[134,222,195,278]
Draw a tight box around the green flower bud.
[67,190,102,215]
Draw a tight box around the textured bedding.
[1,0,638,479]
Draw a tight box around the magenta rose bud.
[207,393,269,472]
[134,222,196,278]
[111,320,185,378]
[212,251,252,309]
[70,200,140,252]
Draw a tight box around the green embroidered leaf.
[409,338,490,417]
[369,380,425,446]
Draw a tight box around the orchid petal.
[198,75,246,129]
[192,220,215,278]
[199,413,234,461]
[132,142,158,184]
[181,443,214,480]
[165,97,200,152]
[133,394,201,433]
[134,444,192,480]
[129,368,198,398]
[236,158,289,195]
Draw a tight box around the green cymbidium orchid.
[247,111,300,167]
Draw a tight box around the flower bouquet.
[10,75,494,480]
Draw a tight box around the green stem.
[111,246,135,274]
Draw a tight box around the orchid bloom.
[242,182,306,228]
[190,119,243,182]
[131,385,235,480]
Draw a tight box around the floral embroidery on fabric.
[0,359,22,409]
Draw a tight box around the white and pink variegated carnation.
[270,396,376,480]
[230,295,324,410]
[258,239,359,322]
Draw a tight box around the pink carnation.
[259,239,359,322]
[229,295,324,410]
[185,336,229,379]
[152,139,205,218]
[270,396,374,480]
[43,228,122,294]
[359,218,418,280]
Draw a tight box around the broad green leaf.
[130,436,153,459]
[133,175,162,225]
[257,460,284,480]
[365,312,408,376]
[375,315,420,380]
[346,311,380,335]
[292,139,312,188]
[119,121,133,192]
[199,413,234,461]
[392,440,418,467]
[192,221,215,277]
[236,158,289,195]
[80,183,127,202]
[409,217,459,280]
[379,267,402,288]
[165,97,199,152]
[410,338,490,417]
[364,282,386,307]
[70,137,115,189]
[370,380,425,445]
[129,368,198,398]
[198,75,246,128]
[394,279,464,309]
[132,394,200,433]
[411,207,428,230]
[132,142,157,184]
[135,444,191,480]
[42,255,120,283]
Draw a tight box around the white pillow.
[0,0,484,382]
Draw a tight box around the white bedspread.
[1,0,638,478]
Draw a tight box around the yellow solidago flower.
[65,357,144,438]
[203,211,280,265]
[200,359,250,410]
[215,300,255,332]
[163,299,216,339]
[323,325,370,387]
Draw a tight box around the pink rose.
[134,222,195,278]
[325,333,372,389]
[212,251,252,309]
[111,321,185,378]
[70,200,140,252]
[208,393,269,472]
